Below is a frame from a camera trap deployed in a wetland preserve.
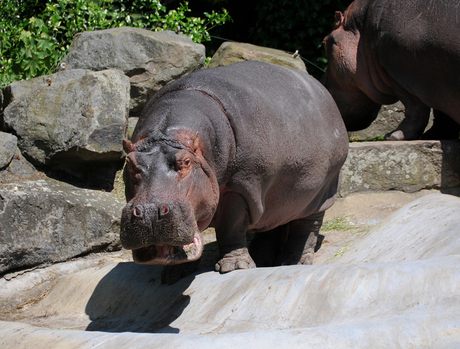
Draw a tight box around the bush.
[0,0,231,87]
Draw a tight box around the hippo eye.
[175,157,191,171]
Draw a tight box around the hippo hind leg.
[276,212,325,266]
[249,224,289,267]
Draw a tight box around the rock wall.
[0,28,207,274]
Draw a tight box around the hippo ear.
[123,139,135,153]
[334,11,344,29]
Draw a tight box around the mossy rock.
[207,42,307,72]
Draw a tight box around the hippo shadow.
[84,261,195,333]
[84,231,326,333]
[85,239,221,333]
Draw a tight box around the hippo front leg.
[385,91,431,140]
[277,212,324,266]
[214,192,256,273]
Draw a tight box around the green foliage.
[123,1,231,43]
[0,0,231,87]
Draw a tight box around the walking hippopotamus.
[121,61,348,284]
[322,0,460,140]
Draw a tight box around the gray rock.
[2,69,130,189]
[61,28,205,114]
[3,69,129,164]
[1,69,92,113]
[0,132,17,169]
[348,101,434,141]
[0,149,40,184]
[348,102,405,141]
[207,41,307,71]
[0,132,39,183]
[0,178,123,274]
[340,140,460,196]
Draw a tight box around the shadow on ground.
[85,262,192,333]
[84,237,221,333]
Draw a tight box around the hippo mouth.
[132,231,203,265]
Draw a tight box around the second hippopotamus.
[322,0,460,140]
[121,61,348,283]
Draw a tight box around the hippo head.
[321,11,382,131]
[120,131,219,265]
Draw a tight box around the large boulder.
[0,178,124,275]
[2,69,130,189]
[61,28,205,114]
[1,69,92,112]
[340,140,460,196]
[206,41,307,71]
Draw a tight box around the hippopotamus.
[121,61,348,284]
[322,0,460,140]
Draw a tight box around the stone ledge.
[340,140,460,196]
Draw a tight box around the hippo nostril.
[133,205,143,218]
[159,204,170,218]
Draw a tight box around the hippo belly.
[121,61,349,284]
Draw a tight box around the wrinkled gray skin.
[121,61,349,284]
[322,0,460,140]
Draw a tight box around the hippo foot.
[215,247,256,273]
[161,259,201,285]
[384,129,406,140]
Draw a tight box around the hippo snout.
[120,199,198,249]
[120,202,158,250]
[120,199,203,266]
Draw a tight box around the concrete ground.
[1,192,460,349]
